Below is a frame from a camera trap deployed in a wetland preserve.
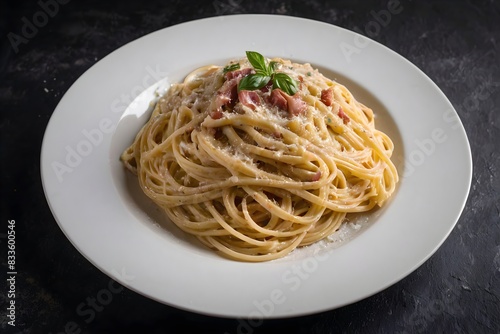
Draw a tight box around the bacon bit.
[285,93,307,116]
[269,89,307,116]
[225,68,253,81]
[210,110,223,119]
[238,90,261,110]
[213,77,239,117]
[215,80,237,107]
[320,88,334,106]
[212,68,254,116]
[311,170,322,181]
[269,89,288,110]
[338,107,350,124]
[297,76,304,90]
[260,80,273,93]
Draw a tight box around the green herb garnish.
[246,51,269,75]
[238,74,271,91]
[237,51,299,96]
[223,63,240,73]
[272,73,299,95]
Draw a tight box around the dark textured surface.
[1,0,499,333]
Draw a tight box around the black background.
[1,0,499,333]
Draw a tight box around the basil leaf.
[272,73,299,95]
[223,63,240,73]
[246,51,270,76]
[238,74,271,92]
[269,61,279,72]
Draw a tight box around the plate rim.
[40,14,473,318]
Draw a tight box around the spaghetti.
[121,52,398,262]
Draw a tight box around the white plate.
[41,15,472,318]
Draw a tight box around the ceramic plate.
[41,15,472,318]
